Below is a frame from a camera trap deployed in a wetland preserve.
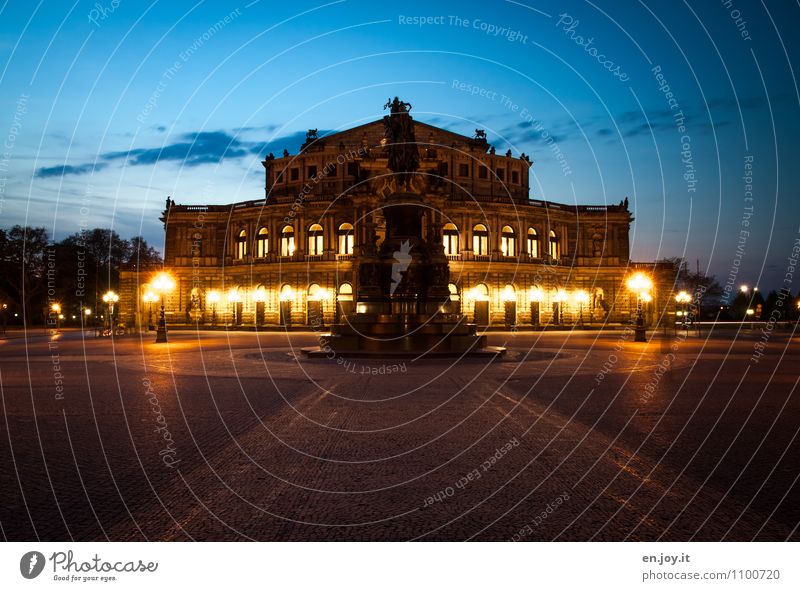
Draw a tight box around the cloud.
[35,127,322,178]
[36,163,107,178]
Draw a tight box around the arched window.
[472,224,489,256]
[501,225,516,257]
[280,225,295,257]
[236,229,247,260]
[443,223,459,256]
[338,223,354,255]
[549,230,560,260]
[338,283,353,301]
[256,227,269,258]
[308,223,323,256]
[527,227,539,258]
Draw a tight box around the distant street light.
[627,272,653,342]
[51,302,62,332]
[102,291,119,333]
[207,290,220,327]
[675,290,691,331]
[573,290,589,328]
[152,272,175,343]
[142,291,158,330]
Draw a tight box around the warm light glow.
[207,290,220,304]
[640,292,653,303]
[51,303,61,314]
[84,308,92,316]
[308,284,332,302]
[102,290,119,304]
[626,272,653,293]
[279,286,296,302]
[58,314,64,320]
[740,285,749,293]
[467,287,489,302]
[675,290,691,303]
[746,308,755,316]
[553,289,568,302]
[529,287,544,302]
[573,289,589,304]
[142,291,158,303]
[151,272,175,294]
[252,288,267,303]
[501,285,516,302]
[226,289,241,303]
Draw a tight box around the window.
[549,230,560,260]
[443,223,459,256]
[307,224,324,256]
[473,224,489,256]
[308,165,317,179]
[478,166,488,179]
[496,168,505,181]
[338,223,354,255]
[347,162,358,177]
[256,227,269,258]
[501,225,516,257]
[512,170,520,184]
[280,225,295,257]
[327,164,337,177]
[290,168,299,181]
[527,228,539,258]
[458,163,470,177]
[236,229,247,260]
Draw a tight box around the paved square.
[1,328,798,541]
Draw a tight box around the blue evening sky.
[1,0,798,294]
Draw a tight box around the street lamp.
[102,291,119,333]
[151,272,175,343]
[142,291,158,330]
[626,272,653,342]
[227,289,241,325]
[207,290,220,327]
[675,290,691,329]
[573,290,589,328]
[529,287,544,326]
[51,302,62,332]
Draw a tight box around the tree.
[127,236,163,268]
[0,226,51,324]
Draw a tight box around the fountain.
[303,98,504,358]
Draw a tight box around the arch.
[256,227,269,258]
[308,223,324,256]
[471,283,489,301]
[472,224,489,256]
[280,225,295,257]
[338,222,354,255]
[527,227,539,258]
[448,283,460,300]
[279,284,295,302]
[501,284,517,302]
[236,229,247,260]
[443,222,459,256]
[501,225,516,257]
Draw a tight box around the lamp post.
[574,290,589,328]
[51,303,62,332]
[152,272,175,343]
[675,290,691,333]
[102,291,118,333]
[626,272,653,342]
[143,291,157,330]
[227,289,241,326]
[553,289,568,325]
[207,290,220,327]
[1,302,7,336]
[529,287,544,327]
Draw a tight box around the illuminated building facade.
[119,114,671,329]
